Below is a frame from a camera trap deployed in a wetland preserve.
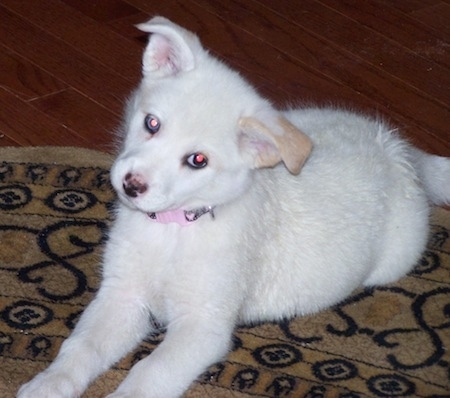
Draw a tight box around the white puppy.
[18,17,450,398]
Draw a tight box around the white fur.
[18,17,450,398]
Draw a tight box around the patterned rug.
[0,146,449,398]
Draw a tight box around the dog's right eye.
[144,114,161,135]
[185,153,208,169]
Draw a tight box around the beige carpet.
[0,146,449,397]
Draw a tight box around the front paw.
[17,370,81,398]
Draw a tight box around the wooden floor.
[0,0,449,156]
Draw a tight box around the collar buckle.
[184,206,215,222]
[148,206,215,225]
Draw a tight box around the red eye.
[186,153,208,169]
[144,114,160,134]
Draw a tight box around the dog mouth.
[111,168,208,215]
[115,186,180,215]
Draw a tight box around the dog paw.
[17,371,80,398]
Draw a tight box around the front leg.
[103,216,252,398]
[17,284,152,398]
[108,313,235,398]
[106,224,243,398]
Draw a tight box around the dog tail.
[413,149,450,206]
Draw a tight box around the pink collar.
[148,206,215,226]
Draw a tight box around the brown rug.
[0,146,449,398]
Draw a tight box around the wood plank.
[375,0,442,13]
[2,0,143,81]
[0,133,21,147]
[106,12,151,42]
[250,0,450,107]
[0,88,90,147]
[195,0,449,154]
[0,45,67,101]
[61,0,139,22]
[0,6,134,115]
[30,88,119,152]
[319,0,450,69]
[121,0,179,14]
[410,3,450,36]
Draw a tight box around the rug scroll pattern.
[0,147,449,397]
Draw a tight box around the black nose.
[123,173,148,198]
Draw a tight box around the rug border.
[0,146,114,168]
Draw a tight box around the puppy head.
[111,17,312,214]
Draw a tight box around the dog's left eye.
[186,153,208,169]
[144,114,161,134]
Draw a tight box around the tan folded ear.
[239,116,312,174]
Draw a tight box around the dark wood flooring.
[1,0,449,156]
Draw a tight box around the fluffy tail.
[413,149,450,205]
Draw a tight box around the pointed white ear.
[239,116,312,174]
[136,17,201,78]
